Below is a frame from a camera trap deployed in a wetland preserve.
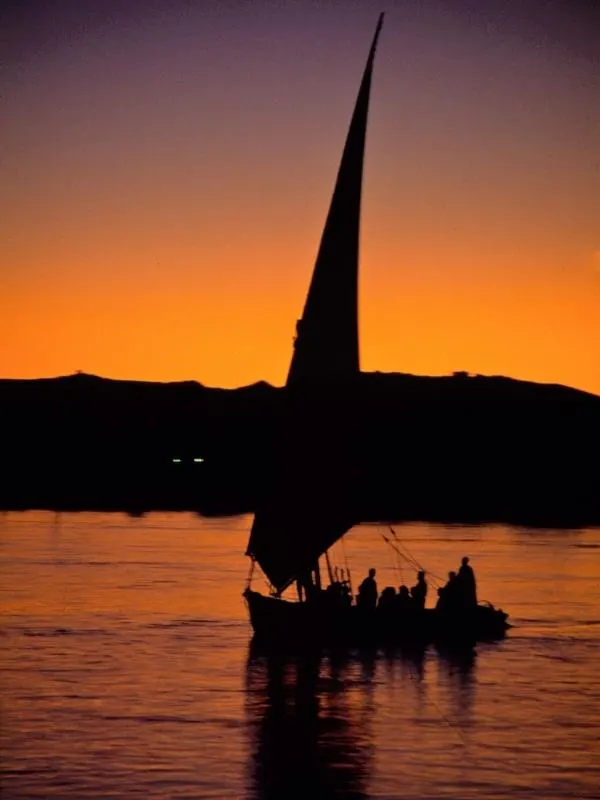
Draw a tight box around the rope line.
[382,527,445,588]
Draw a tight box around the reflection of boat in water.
[244,642,478,799]
[245,644,375,800]
[243,14,509,647]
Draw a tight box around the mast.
[246,14,385,595]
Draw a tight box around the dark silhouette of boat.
[243,14,510,646]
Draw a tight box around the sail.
[247,384,361,592]
[246,15,384,594]
[287,12,384,385]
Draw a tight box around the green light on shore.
[193,458,204,463]
[172,458,182,463]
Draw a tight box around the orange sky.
[2,1,599,395]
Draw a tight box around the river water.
[1,512,599,799]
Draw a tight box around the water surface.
[1,512,599,798]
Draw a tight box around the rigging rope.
[389,526,446,585]
[383,533,398,584]
[340,534,353,597]
[396,537,404,584]
[381,533,419,574]
[384,533,419,572]
[382,528,445,589]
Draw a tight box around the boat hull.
[244,589,509,647]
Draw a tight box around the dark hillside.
[1,371,598,525]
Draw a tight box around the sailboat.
[243,14,509,646]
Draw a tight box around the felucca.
[244,14,509,645]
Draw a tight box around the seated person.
[395,584,413,611]
[377,586,396,611]
[436,571,458,612]
[410,570,428,610]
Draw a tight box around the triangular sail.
[247,384,361,592]
[287,12,384,385]
[246,15,384,594]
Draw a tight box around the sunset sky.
[2,0,599,394]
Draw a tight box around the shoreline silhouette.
[2,370,599,527]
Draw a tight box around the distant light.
[172,458,182,463]
[193,457,204,463]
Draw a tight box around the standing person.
[457,556,477,608]
[410,570,427,610]
[357,568,378,610]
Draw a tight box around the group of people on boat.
[355,557,478,614]
[435,557,478,613]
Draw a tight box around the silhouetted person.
[325,581,340,605]
[457,556,477,608]
[377,586,396,611]
[357,568,378,610]
[435,586,444,611]
[436,571,458,612]
[324,580,352,610]
[340,580,352,608]
[410,570,427,610]
[395,584,413,612]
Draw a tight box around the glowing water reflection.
[1,512,599,799]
